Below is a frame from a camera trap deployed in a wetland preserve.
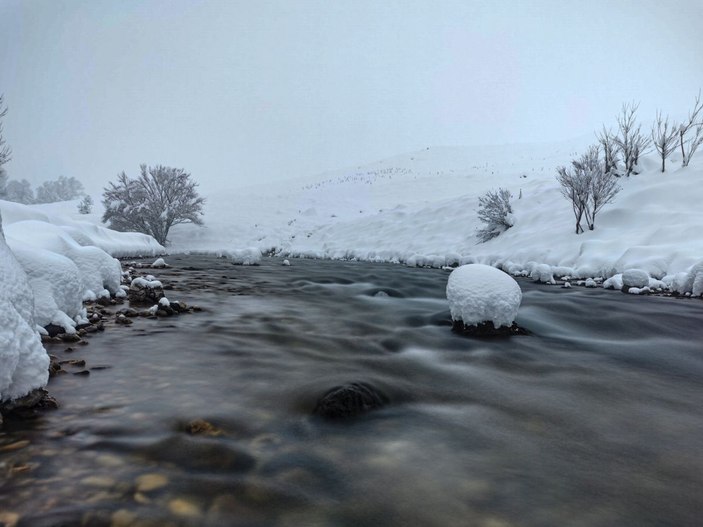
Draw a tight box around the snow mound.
[0,215,49,402]
[5,220,122,299]
[671,260,703,296]
[446,264,522,329]
[530,263,555,284]
[622,269,650,289]
[151,257,168,268]
[11,246,84,331]
[603,274,623,290]
[0,200,165,257]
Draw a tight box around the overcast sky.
[1,0,702,193]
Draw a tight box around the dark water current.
[1,256,703,527]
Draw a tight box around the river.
[1,256,702,527]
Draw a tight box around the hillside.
[169,137,703,282]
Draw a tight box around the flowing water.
[1,256,702,527]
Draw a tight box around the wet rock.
[44,323,65,337]
[0,512,20,527]
[452,320,529,338]
[59,359,86,367]
[48,355,63,377]
[117,308,139,317]
[97,296,113,306]
[128,278,165,304]
[60,333,82,343]
[115,314,133,325]
[313,382,389,419]
[73,370,90,376]
[183,418,223,436]
[0,389,58,419]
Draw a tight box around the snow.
[0,214,49,402]
[530,263,555,284]
[446,264,523,329]
[622,269,650,289]
[151,257,168,268]
[160,140,703,294]
[131,277,163,289]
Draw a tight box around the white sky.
[1,0,702,193]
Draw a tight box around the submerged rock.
[452,320,528,337]
[313,382,389,419]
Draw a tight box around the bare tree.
[613,102,651,176]
[102,164,205,245]
[0,95,10,170]
[557,146,620,233]
[596,126,619,175]
[476,188,513,242]
[581,146,620,230]
[678,90,703,167]
[651,111,679,173]
[557,163,589,234]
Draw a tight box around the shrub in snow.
[0,214,49,402]
[613,102,651,177]
[529,263,555,284]
[556,145,620,233]
[77,194,93,214]
[102,164,205,245]
[651,111,679,173]
[446,264,522,330]
[476,188,514,243]
[622,269,650,289]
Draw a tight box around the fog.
[1,0,702,194]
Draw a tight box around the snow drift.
[0,214,49,402]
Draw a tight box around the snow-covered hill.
[170,137,703,284]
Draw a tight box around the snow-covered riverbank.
[167,139,703,291]
[0,200,164,403]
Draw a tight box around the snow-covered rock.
[584,278,598,288]
[0,214,49,402]
[530,263,555,284]
[672,260,703,296]
[151,257,168,268]
[603,274,624,290]
[622,269,650,289]
[446,264,522,329]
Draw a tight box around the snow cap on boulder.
[446,264,523,329]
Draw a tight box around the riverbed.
[1,256,702,527]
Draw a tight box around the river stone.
[140,435,256,473]
[135,473,169,492]
[313,382,389,419]
[452,320,529,337]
